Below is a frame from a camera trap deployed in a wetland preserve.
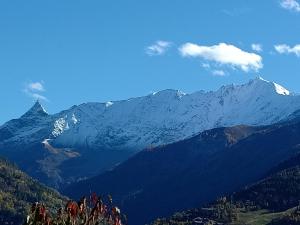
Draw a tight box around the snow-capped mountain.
[0,77,300,188]
[25,77,300,148]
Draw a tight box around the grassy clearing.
[231,208,295,225]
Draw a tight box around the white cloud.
[30,93,48,101]
[280,0,300,12]
[28,81,45,92]
[146,40,172,56]
[221,8,250,17]
[24,81,48,101]
[179,42,263,72]
[212,70,226,76]
[202,63,226,76]
[201,63,211,69]
[274,44,300,56]
[251,43,263,52]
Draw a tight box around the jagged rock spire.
[21,100,48,118]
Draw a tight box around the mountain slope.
[0,157,66,225]
[151,152,300,225]
[63,116,300,225]
[1,77,300,188]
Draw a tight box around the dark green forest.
[0,157,66,224]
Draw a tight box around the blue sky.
[1,0,300,124]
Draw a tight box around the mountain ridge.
[1,77,300,188]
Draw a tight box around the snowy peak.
[151,89,186,100]
[247,76,290,96]
[209,76,291,100]
[21,101,48,118]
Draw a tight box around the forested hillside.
[0,157,66,224]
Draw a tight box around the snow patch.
[274,83,290,95]
[71,113,79,124]
[106,101,114,107]
[52,117,69,137]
